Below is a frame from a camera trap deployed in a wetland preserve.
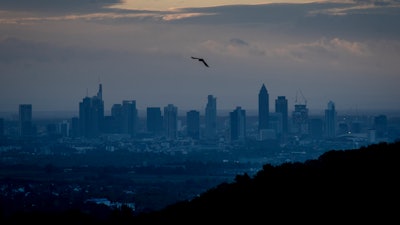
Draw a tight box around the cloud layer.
[0,1,399,113]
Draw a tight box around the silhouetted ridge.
[1,142,399,224]
[133,141,400,224]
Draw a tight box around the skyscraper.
[164,104,178,140]
[19,104,32,137]
[110,103,123,133]
[258,84,269,131]
[292,104,308,135]
[121,100,138,137]
[324,100,337,138]
[275,96,288,134]
[147,107,163,136]
[230,106,246,142]
[187,110,200,140]
[79,84,104,138]
[204,95,217,140]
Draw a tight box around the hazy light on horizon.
[108,0,328,11]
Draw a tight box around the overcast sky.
[1,0,400,116]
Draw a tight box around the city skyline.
[1,1,400,113]
[0,84,397,119]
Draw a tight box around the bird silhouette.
[191,56,209,67]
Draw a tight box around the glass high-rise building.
[109,103,123,133]
[275,96,288,134]
[121,100,138,137]
[258,84,269,131]
[147,107,163,136]
[324,100,337,138]
[187,110,200,140]
[204,95,217,140]
[164,104,178,140]
[292,104,308,135]
[79,83,104,138]
[230,106,246,141]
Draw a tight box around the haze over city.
[1,0,400,114]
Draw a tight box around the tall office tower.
[258,84,269,131]
[19,104,32,137]
[111,104,122,117]
[91,87,104,132]
[275,96,288,134]
[324,100,337,138]
[79,84,104,138]
[147,107,163,136]
[204,95,217,140]
[229,106,246,141]
[292,104,309,135]
[164,104,178,140]
[187,110,200,140]
[121,100,138,137]
[79,97,95,138]
[110,103,123,133]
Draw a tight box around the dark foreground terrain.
[1,141,399,224]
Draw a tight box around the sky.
[1,0,400,116]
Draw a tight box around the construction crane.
[295,89,307,106]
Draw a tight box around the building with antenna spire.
[79,83,104,138]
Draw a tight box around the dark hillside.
[1,141,399,224]
[133,141,400,224]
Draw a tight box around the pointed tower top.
[260,83,268,93]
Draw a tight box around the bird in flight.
[191,56,209,67]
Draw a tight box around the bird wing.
[191,56,209,67]
[200,59,209,67]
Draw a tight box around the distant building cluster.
[0,83,396,146]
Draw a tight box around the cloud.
[273,37,369,63]
[200,36,372,63]
[162,12,216,21]
[0,0,143,25]
[2,1,400,36]
[1,1,399,112]
[200,38,265,58]
[330,38,367,55]
[229,38,249,46]
[0,0,122,13]
[353,0,400,6]
[309,0,400,16]
[0,2,215,25]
